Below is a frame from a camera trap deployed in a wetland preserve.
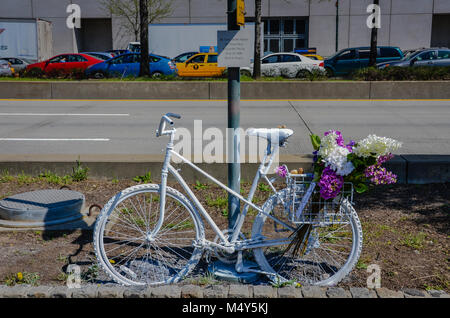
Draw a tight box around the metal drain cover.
[0,189,85,228]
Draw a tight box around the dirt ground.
[0,176,448,292]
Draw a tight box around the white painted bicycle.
[93,113,362,286]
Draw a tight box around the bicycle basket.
[286,173,354,225]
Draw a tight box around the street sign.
[237,0,245,26]
[217,29,253,67]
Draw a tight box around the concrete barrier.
[209,81,372,100]
[402,154,450,184]
[0,81,52,99]
[1,81,449,100]
[370,81,450,99]
[51,81,210,100]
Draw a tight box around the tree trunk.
[368,0,379,67]
[139,0,150,77]
[253,0,262,79]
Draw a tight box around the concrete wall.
[1,81,449,100]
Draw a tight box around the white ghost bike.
[93,113,363,286]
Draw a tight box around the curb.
[0,284,448,298]
[0,154,449,184]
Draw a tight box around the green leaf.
[354,183,369,194]
[310,134,321,151]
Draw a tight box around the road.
[0,99,449,158]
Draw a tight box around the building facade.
[1,0,449,58]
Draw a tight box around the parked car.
[172,51,199,64]
[324,46,404,76]
[106,50,129,57]
[0,57,31,72]
[26,53,104,74]
[378,48,450,69]
[85,53,177,78]
[0,59,14,76]
[241,52,325,78]
[302,54,324,61]
[176,53,225,77]
[81,52,114,61]
[127,42,141,53]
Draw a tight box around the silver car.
[0,59,14,76]
[0,57,31,72]
[378,48,450,69]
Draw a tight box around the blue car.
[324,46,404,77]
[85,53,177,78]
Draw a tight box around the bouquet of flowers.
[310,130,402,200]
[277,130,402,257]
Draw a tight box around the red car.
[26,53,104,73]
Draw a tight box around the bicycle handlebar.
[156,113,181,137]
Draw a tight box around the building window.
[263,17,308,53]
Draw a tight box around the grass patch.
[133,171,152,183]
[206,195,228,209]
[193,180,208,190]
[400,232,428,250]
[4,271,40,286]
[71,159,89,182]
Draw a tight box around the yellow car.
[176,53,225,77]
[303,54,324,61]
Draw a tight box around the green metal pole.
[336,0,339,52]
[227,0,241,231]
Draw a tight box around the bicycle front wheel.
[93,184,204,286]
[252,189,362,286]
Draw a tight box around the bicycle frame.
[155,124,295,253]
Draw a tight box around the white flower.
[317,132,339,158]
[322,146,355,176]
[353,135,402,158]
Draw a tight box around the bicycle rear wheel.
[93,184,204,286]
[252,189,362,286]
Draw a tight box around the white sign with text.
[217,29,253,67]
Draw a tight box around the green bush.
[21,67,86,80]
[351,66,450,81]
[71,159,89,182]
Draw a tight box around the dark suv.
[377,48,450,69]
[324,46,404,76]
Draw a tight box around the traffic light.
[237,0,245,26]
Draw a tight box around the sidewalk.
[0,283,448,298]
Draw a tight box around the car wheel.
[152,71,163,78]
[240,69,252,77]
[93,71,106,79]
[296,69,311,79]
[325,67,334,77]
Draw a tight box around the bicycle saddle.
[247,128,294,146]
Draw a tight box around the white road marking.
[0,138,110,141]
[0,113,129,116]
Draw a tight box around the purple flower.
[275,165,288,178]
[377,153,394,165]
[324,130,346,148]
[312,150,318,162]
[365,163,397,185]
[346,140,356,152]
[318,167,344,200]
